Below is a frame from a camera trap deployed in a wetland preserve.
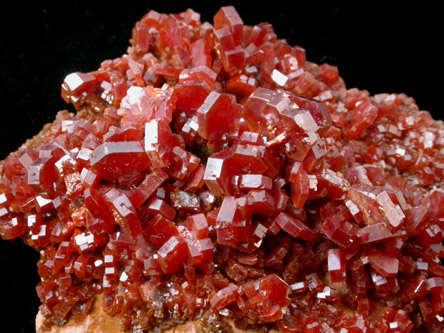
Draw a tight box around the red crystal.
[274,212,317,241]
[2,5,444,333]
[144,118,180,168]
[210,283,239,310]
[130,168,168,208]
[144,214,179,249]
[146,197,176,221]
[214,6,244,46]
[368,251,399,277]
[343,98,378,139]
[61,72,96,107]
[289,163,310,208]
[157,236,188,274]
[104,189,142,237]
[328,248,347,283]
[237,174,273,191]
[358,222,393,244]
[197,91,240,144]
[321,214,360,248]
[90,141,149,181]
[187,213,209,239]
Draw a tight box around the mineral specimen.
[1,5,444,333]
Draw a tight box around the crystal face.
[1,5,444,333]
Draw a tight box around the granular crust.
[35,293,269,333]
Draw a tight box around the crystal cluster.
[1,6,444,332]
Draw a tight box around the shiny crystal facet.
[90,141,149,181]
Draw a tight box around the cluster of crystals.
[1,6,444,332]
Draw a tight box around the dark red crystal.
[1,5,444,333]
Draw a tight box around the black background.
[0,1,441,331]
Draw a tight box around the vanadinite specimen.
[2,5,444,332]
